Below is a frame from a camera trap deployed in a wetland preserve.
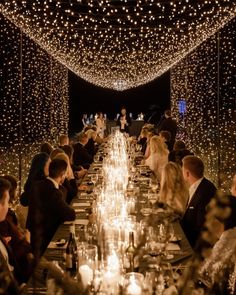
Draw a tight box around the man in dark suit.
[180,156,217,249]
[26,159,76,259]
[117,107,131,134]
[158,110,177,150]
[73,131,93,169]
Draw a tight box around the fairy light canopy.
[1,0,235,90]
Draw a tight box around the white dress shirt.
[188,177,204,206]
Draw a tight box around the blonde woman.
[53,152,78,203]
[144,130,155,159]
[159,162,189,216]
[145,135,169,180]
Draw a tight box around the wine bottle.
[125,231,139,272]
[65,223,78,277]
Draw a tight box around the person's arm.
[63,178,78,204]
[51,190,76,222]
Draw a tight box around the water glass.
[123,272,144,295]
[78,244,98,288]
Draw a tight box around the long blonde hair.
[159,162,189,215]
[150,135,168,156]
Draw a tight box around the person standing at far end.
[117,107,131,135]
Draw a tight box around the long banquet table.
[106,120,145,137]
[24,140,193,294]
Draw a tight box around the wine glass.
[149,178,159,193]
[140,200,152,217]
[147,192,158,205]
[94,154,100,163]
[91,174,98,185]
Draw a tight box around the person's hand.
[24,229,31,243]
[75,168,87,179]
[3,236,11,244]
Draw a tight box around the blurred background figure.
[95,112,106,139]
[168,140,193,166]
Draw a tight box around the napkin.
[74,208,86,213]
[75,202,91,207]
[166,243,181,251]
[48,240,67,249]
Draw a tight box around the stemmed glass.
[140,200,152,217]
[149,178,159,193]
[91,174,98,185]
[147,191,158,205]
[94,154,100,163]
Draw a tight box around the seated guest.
[5,175,26,231]
[40,142,54,156]
[168,140,193,165]
[199,227,236,293]
[82,113,89,128]
[137,127,149,154]
[198,174,236,293]
[224,174,236,230]
[117,107,131,134]
[2,175,18,226]
[50,147,64,159]
[20,153,51,207]
[84,129,99,156]
[83,125,103,144]
[58,134,69,148]
[159,162,189,216]
[26,159,76,259]
[144,130,155,159]
[0,177,21,294]
[53,153,78,204]
[61,145,87,180]
[73,132,93,169]
[1,175,31,248]
[158,109,177,150]
[145,135,169,181]
[0,177,33,286]
[180,156,217,248]
[159,130,172,151]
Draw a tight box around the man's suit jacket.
[73,142,93,168]
[180,177,216,248]
[26,179,75,258]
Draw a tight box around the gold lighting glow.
[0,1,235,90]
[171,17,235,190]
[0,14,69,186]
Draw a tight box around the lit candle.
[79,264,93,288]
[126,275,142,295]
[126,280,142,295]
